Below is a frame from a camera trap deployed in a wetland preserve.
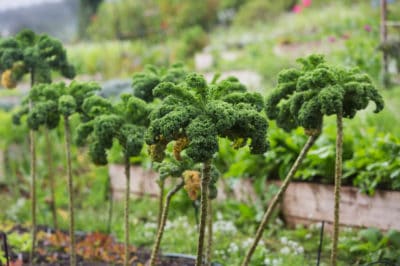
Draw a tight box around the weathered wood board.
[109,164,400,231]
[280,182,400,231]
[108,164,160,200]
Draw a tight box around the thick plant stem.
[149,179,185,266]
[29,127,37,265]
[330,114,343,266]
[29,71,37,265]
[241,133,319,266]
[195,160,212,266]
[205,199,213,266]
[45,128,58,231]
[64,116,76,266]
[157,179,165,229]
[124,154,130,266]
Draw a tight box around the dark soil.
[2,225,202,266]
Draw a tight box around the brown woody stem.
[124,154,130,266]
[195,160,212,266]
[330,114,343,266]
[149,179,185,266]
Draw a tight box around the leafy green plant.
[146,73,268,265]
[1,29,75,264]
[13,83,68,234]
[149,155,194,266]
[77,93,149,266]
[242,55,324,266]
[276,54,383,266]
[339,228,400,265]
[131,63,187,229]
[55,82,100,266]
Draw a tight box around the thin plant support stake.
[316,221,325,266]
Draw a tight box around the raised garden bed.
[275,181,400,231]
[109,164,400,231]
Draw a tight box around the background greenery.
[1,0,400,265]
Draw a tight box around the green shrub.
[233,0,295,27]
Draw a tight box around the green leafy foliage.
[77,94,149,165]
[0,29,75,88]
[132,63,187,102]
[339,228,400,264]
[266,54,384,134]
[12,81,101,131]
[146,71,269,164]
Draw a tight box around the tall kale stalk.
[132,63,188,231]
[58,82,100,266]
[77,94,148,266]
[242,54,384,265]
[146,74,268,266]
[1,30,75,263]
[149,155,193,266]
[59,95,78,266]
[44,128,58,231]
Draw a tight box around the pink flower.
[364,25,372,32]
[341,33,351,40]
[302,0,312,7]
[328,36,336,43]
[292,4,302,13]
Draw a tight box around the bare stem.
[149,179,185,266]
[205,199,213,266]
[45,128,58,231]
[195,160,212,266]
[124,154,130,266]
[330,114,343,266]
[157,179,165,229]
[241,133,319,266]
[29,127,36,265]
[29,71,37,266]
[64,116,76,266]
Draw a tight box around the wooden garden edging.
[108,164,400,231]
[108,164,160,199]
[278,181,400,231]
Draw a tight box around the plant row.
[0,30,385,266]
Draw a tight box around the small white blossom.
[264,258,271,265]
[272,258,282,266]
[213,220,237,234]
[227,242,239,253]
[280,246,290,255]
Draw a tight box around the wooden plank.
[280,182,400,231]
[108,164,160,200]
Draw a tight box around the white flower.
[296,246,304,254]
[264,258,271,265]
[279,236,288,244]
[144,222,157,229]
[213,220,237,234]
[227,242,239,253]
[280,246,290,255]
[272,258,282,266]
[305,233,312,239]
[242,238,254,249]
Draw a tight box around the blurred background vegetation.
[1,0,400,265]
